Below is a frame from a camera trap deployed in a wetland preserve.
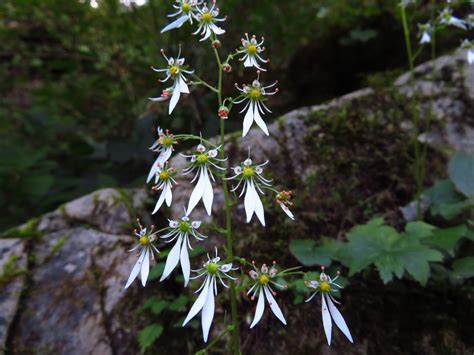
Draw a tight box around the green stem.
[212,44,241,354]
[191,73,219,93]
[401,5,423,220]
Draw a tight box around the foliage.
[0,254,27,286]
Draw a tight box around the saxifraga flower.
[161,0,203,33]
[147,127,177,184]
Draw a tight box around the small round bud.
[218,106,229,119]
[222,63,232,73]
[212,39,221,49]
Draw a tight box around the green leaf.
[168,295,188,312]
[404,221,435,239]
[448,151,474,198]
[189,245,206,258]
[139,297,169,315]
[400,246,443,286]
[426,225,468,255]
[138,324,163,353]
[148,263,165,281]
[452,257,474,279]
[289,239,331,266]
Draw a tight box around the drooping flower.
[147,127,178,184]
[439,8,467,30]
[161,0,202,33]
[150,48,194,114]
[234,72,278,137]
[151,162,178,214]
[238,33,268,71]
[418,23,432,44]
[125,220,160,289]
[276,190,295,220]
[247,261,287,328]
[160,215,207,286]
[192,1,226,42]
[182,249,237,342]
[228,157,272,226]
[305,267,353,346]
[182,144,226,216]
[461,39,474,65]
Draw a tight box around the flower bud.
[212,39,221,49]
[222,63,232,73]
[218,106,229,119]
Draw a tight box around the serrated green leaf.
[452,257,474,279]
[168,295,188,312]
[448,151,474,198]
[404,221,435,239]
[138,324,163,353]
[139,297,169,315]
[289,239,332,266]
[400,245,443,286]
[426,225,468,255]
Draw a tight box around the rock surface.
[0,52,473,354]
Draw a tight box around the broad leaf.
[448,151,474,198]
[451,257,474,279]
[289,239,332,266]
[138,324,163,353]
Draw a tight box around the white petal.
[146,156,161,183]
[244,56,252,67]
[187,168,205,215]
[169,86,181,114]
[251,181,266,226]
[160,235,182,282]
[244,181,255,223]
[183,277,210,326]
[124,249,146,289]
[201,278,216,342]
[321,294,333,345]
[202,168,214,216]
[165,183,173,206]
[180,238,191,287]
[211,24,225,35]
[250,287,265,328]
[141,248,150,287]
[280,204,295,220]
[152,189,166,214]
[160,15,188,33]
[179,76,190,93]
[326,294,353,343]
[253,102,269,135]
[242,101,254,137]
[263,286,286,325]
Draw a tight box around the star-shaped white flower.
[461,39,474,65]
[234,72,278,137]
[160,215,207,286]
[182,143,226,216]
[151,163,178,214]
[276,190,295,220]
[182,249,237,342]
[161,0,203,33]
[228,157,272,226]
[439,8,467,30]
[192,1,226,42]
[305,267,353,346]
[418,23,432,44]
[247,261,287,328]
[150,48,194,114]
[124,220,160,289]
[238,33,268,71]
[147,127,177,184]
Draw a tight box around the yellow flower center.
[169,66,179,75]
[159,171,169,180]
[259,274,270,285]
[243,167,254,178]
[201,12,212,23]
[162,137,174,146]
[196,154,208,164]
[247,45,258,55]
[320,281,331,293]
[139,236,149,245]
[249,89,261,100]
[207,262,218,274]
[181,3,191,12]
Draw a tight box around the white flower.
[147,127,177,184]
[461,39,474,65]
[238,33,268,71]
[192,1,226,41]
[418,23,432,44]
[150,48,194,114]
[124,221,160,289]
[305,268,353,346]
[160,215,207,286]
[247,262,287,328]
[234,72,278,137]
[151,163,178,214]
[182,249,237,342]
[182,144,226,216]
[276,190,295,220]
[161,0,202,33]
[439,8,467,30]
[228,157,272,226]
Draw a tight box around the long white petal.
[253,102,269,135]
[187,168,205,215]
[160,236,182,282]
[250,287,265,328]
[160,15,188,33]
[169,86,181,114]
[179,75,190,93]
[146,156,161,183]
[183,277,210,326]
[242,101,254,137]
[263,286,286,325]
[125,249,146,289]
[321,294,333,345]
[180,238,191,287]
[201,278,216,342]
[165,183,173,206]
[251,181,266,226]
[244,181,255,223]
[152,188,166,214]
[244,56,252,67]
[326,294,353,343]
[202,168,214,216]
[141,248,150,287]
[280,204,295,220]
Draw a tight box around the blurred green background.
[0,0,469,230]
